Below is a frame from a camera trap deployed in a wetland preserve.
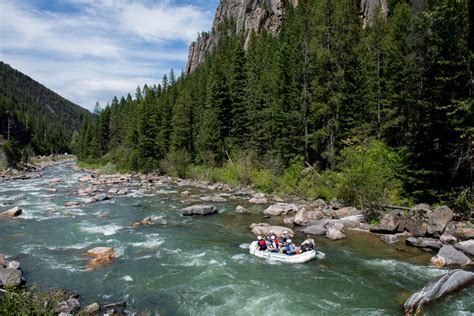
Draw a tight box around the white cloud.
[0,0,214,110]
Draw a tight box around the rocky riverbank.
[0,155,76,182]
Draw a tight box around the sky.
[0,0,219,111]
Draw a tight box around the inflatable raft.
[249,241,325,263]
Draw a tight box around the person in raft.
[267,235,280,253]
[300,235,316,252]
[257,236,267,251]
[284,239,298,256]
[281,231,290,243]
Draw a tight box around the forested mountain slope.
[0,62,91,159]
[78,0,472,213]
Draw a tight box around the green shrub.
[338,140,403,209]
[0,286,68,315]
[159,149,191,178]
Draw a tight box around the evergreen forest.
[77,0,473,213]
[0,62,91,165]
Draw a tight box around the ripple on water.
[79,222,122,236]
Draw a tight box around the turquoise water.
[0,163,473,315]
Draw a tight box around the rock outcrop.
[404,269,474,315]
[186,0,298,73]
[361,0,388,28]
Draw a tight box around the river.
[0,163,472,315]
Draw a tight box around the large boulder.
[234,205,249,214]
[87,247,115,258]
[250,223,294,238]
[325,227,345,240]
[303,218,332,235]
[403,269,474,315]
[293,208,324,226]
[249,193,268,204]
[426,206,453,236]
[439,233,457,244]
[180,204,218,216]
[406,237,442,250]
[405,219,428,237]
[263,203,299,216]
[0,267,22,286]
[454,240,474,256]
[430,245,472,268]
[335,214,364,229]
[369,210,404,233]
[331,207,361,219]
[0,207,22,218]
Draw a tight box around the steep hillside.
[0,61,91,157]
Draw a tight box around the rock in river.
[404,269,474,315]
[0,207,22,218]
[430,245,472,268]
[293,208,324,226]
[426,206,453,237]
[263,203,299,216]
[454,240,474,256]
[325,227,345,240]
[180,204,218,216]
[249,193,268,204]
[64,201,80,207]
[250,223,294,238]
[406,237,442,250]
[86,247,116,270]
[380,234,399,244]
[234,205,249,214]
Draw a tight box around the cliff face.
[186,0,298,73]
[186,0,389,73]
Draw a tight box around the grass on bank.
[0,286,68,315]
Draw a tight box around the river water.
[0,163,472,315]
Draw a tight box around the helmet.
[257,236,262,240]
[287,239,292,243]
[283,230,288,234]
[271,235,275,240]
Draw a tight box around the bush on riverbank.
[0,286,68,315]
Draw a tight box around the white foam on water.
[365,259,444,278]
[231,254,247,261]
[79,222,122,236]
[239,243,249,249]
[209,259,226,267]
[130,234,164,249]
[122,275,133,282]
[190,252,206,258]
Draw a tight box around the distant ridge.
[0,61,92,155]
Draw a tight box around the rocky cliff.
[186,0,389,73]
[186,0,298,73]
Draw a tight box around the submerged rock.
[200,195,227,202]
[64,201,80,207]
[406,237,442,250]
[180,204,218,216]
[403,269,474,315]
[234,205,249,214]
[250,223,294,238]
[430,245,472,268]
[263,203,299,216]
[380,234,399,244]
[0,207,22,218]
[84,194,110,204]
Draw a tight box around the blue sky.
[0,0,219,111]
